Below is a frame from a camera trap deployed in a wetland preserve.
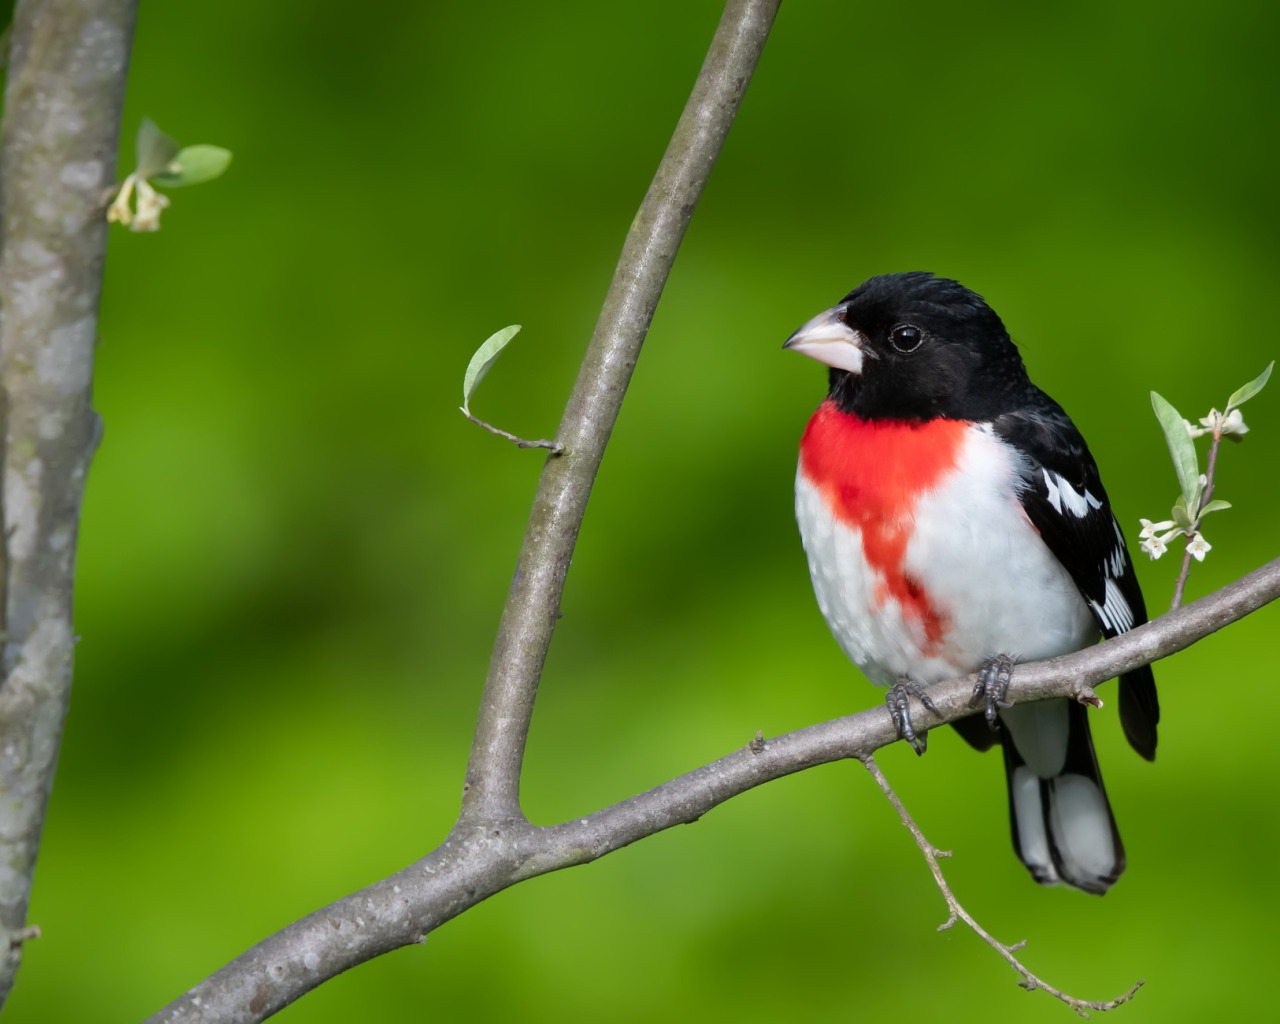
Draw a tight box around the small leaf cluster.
[107,119,232,232]
[1143,361,1272,560]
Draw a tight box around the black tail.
[999,698,1124,894]
[1119,664,1160,762]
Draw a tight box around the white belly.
[795,425,1097,687]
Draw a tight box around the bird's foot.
[887,677,940,756]
[969,654,1016,728]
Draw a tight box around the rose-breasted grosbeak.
[785,272,1158,895]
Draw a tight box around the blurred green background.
[7,0,1280,1020]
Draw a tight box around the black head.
[783,272,1033,422]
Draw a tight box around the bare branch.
[0,0,138,1005]
[460,0,782,825]
[861,754,1144,1017]
[145,558,1280,1024]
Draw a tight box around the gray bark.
[0,0,138,1004]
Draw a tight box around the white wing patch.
[1106,520,1127,578]
[1090,577,1134,634]
[1088,518,1136,636]
[1042,469,1103,518]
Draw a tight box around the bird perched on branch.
[785,272,1158,894]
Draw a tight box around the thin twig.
[463,411,564,454]
[1170,426,1224,611]
[860,755,1144,1017]
[1169,549,1192,612]
[5,925,39,950]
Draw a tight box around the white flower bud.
[1138,518,1174,541]
[130,179,170,232]
[1186,532,1212,562]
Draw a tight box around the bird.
[784,272,1158,894]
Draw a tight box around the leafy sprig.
[1145,361,1272,608]
[107,119,232,232]
[459,326,563,454]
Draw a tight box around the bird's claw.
[887,677,939,756]
[969,654,1015,728]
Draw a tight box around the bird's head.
[784,272,1030,421]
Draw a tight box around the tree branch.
[459,0,782,826]
[0,0,138,1005]
[146,557,1280,1024]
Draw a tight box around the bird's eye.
[889,324,924,353]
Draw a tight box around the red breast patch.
[799,401,968,649]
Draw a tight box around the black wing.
[991,395,1159,761]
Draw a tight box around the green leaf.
[150,145,233,188]
[1151,390,1202,511]
[461,325,521,417]
[1199,499,1232,515]
[135,118,180,179]
[1226,360,1273,412]
[1171,498,1193,532]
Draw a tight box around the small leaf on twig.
[1226,360,1273,412]
[1170,498,1193,532]
[1200,499,1232,516]
[461,325,521,417]
[1151,391,1202,511]
[135,118,180,179]
[151,145,233,188]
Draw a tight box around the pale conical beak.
[782,306,866,374]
